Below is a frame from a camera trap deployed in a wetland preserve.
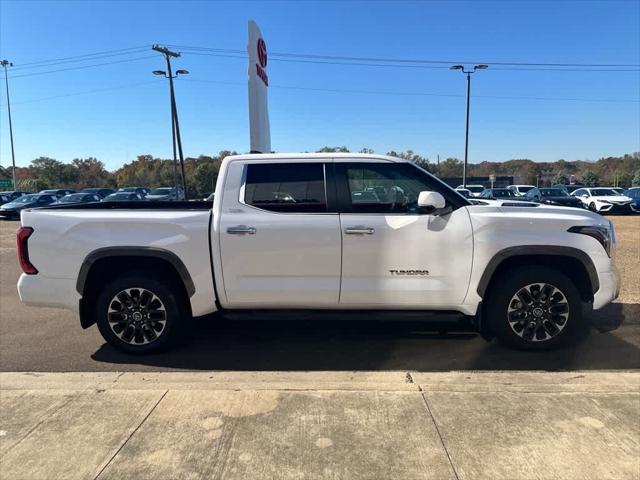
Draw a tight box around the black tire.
[95,271,187,354]
[589,202,597,212]
[486,266,584,350]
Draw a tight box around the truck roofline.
[223,153,406,163]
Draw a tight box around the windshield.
[13,195,39,203]
[104,193,131,200]
[540,189,567,197]
[149,188,173,195]
[59,194,87,203]
[466,185,485,193]
[492,189,516,197]
[591,188,618,196]
[517,186,535,193]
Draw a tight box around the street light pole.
[1,60,17,190]
[152,45,189,200]
[450,64,488,188]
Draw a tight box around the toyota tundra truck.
[16,153,620,353]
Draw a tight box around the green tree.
[30,157,78,188]
[632,169,640,187]
[554,172,569,185]
[581,170,599,187]
[316,146,349,153]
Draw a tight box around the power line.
[168,44,640,68]
[179,50,640,73]
[4,55,158,79]
[0,80,162,106]
[183,78,640,103]
[11,46,149,69]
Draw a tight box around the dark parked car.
[0,194,12,206]
[0,194,58,219]
[54,193,102,204]
[117,187,151,196]
[479,188,527,200]
[553,184,584,195]
[624,187,640,213]
[0,191,31,201]
[80,188,116,199]
[524,188,584,208]
[40,189,76,198]
[102,192,146,202]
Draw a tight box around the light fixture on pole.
[1,60,17,190]
[450,64,489,188]
[152,44,189,200]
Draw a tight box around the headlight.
[598,200,611,205]
[544,200,557,205]
[568,225,612,257]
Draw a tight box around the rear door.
[336,161,473,307]
[218,160,342,307]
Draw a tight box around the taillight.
[17,227,38,274]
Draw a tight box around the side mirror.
[417,191,446,214]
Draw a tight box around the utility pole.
[450,64,489,188]
[152,45,188,200]
[1,60,17,190]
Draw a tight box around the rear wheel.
[96,272,186,354]
[486,266,583,350]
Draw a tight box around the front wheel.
[95,272,187,354]
[589,202,597,212]
[486,266,584,350]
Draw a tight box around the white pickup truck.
[16,153,620,353]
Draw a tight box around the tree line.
[2,149,639,198]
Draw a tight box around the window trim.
[334,161,469,215]
[239,162,337,215]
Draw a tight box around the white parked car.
[16,153,619,353]
[507,185,536,197]
[456,185,485,197]
[571,187,634,214]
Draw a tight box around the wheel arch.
[477,246,599,304]
[77,247,195,329]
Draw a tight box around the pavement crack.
[93,389,168,480]
[420,391,460,480]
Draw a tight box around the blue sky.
[1,0,639,170]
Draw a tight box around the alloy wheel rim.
[107,288,167,345]
[507,283,569,342]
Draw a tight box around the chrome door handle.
[344,226,375,235]
[227,226,256,235]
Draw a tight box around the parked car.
[117,187,151,197]
[506,185,536,196]
[479,188,525,200]
[0,194,57,219]
[623,187,640,213]
[571,187,634,214]
[455,185,484,197]
[0,194,12,206]
[17,153,619,354]
[0,191,31,201]
[80,188,116,199]
[454,188,472,198]
[40,189,76,198]
[524,188,584,208]
[553,184,584,195]
[146,187,185,201]
[54,193,102,204]
[103,192,146,202]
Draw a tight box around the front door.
[219,161,342,307]
[336,162,473,307]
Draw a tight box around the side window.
[338,162,451,214]
[244,163,327,213]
